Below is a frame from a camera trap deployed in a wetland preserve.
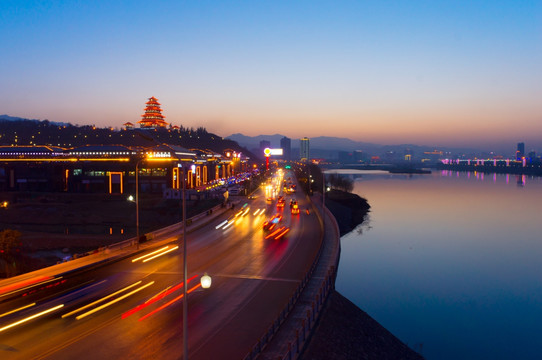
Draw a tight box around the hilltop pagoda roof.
[138,96,168,128]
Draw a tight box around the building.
[300,137,310,161]
[517,142,525,161]
[280,136,291,161]
[353,150,365,163]
[338,151,352,163]
[259,140,271,156]
[138,96,169,129]
[0,144,249,195]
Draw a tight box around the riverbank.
[324,189,370,236]
[302,291,424,360]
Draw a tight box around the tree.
[327,173,354,193]
[0,229,22,254]
[0,229,22,278]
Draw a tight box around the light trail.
[138,283,201,321]
[215,220,228,229]
[266,226,286,239]
[75,281,155,320]
[142,246,179,263]
[0,276,59,298]
[62,281,143,318]
[0,304,64,333]
[274,227,290,240]
[132,246,170,262]
[0,303,36,318]
[122,275,198,319]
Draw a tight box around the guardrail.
[243,195,341,360]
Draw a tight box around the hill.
[0,116,252,157]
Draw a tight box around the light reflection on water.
[335,171,542,360]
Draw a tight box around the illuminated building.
[0,144,250,194]
[138,97,169,129]
[516,142,525,161]
[300,137,310,162]
[280,136,291,161]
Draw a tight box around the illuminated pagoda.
[138,96,169,129]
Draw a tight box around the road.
[0,171,323,360]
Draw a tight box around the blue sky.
[1,1,541,153]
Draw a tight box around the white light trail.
[0,304,64,333]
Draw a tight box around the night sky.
[1,1,541,151]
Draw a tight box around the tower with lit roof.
[138,96,169,129]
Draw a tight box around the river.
[332,170,542,360]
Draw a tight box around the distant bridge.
[438,158,542,176]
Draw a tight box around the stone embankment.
[302,291,424,360]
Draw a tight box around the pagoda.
[138,96,169,129]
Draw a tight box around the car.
[291,201,300,215]
[277,196,286,208]
[263,214,282,231]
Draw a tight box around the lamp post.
[135,158,144,250]
[179,163,188,360]
[322,172,326,231]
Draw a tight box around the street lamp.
[322,172,326,231]
[200,273,212,289]
[179,163,189,360]
[135,158,145,250]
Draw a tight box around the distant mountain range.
[226,133,379,152]
[226,133,483,158]
[1,114,40,122]
[0,114,69,127]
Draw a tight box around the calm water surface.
[334,170,542,360]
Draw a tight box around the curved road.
[0,172,323,360]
